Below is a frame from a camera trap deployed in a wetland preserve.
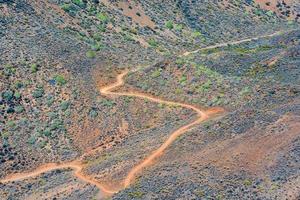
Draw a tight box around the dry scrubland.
[0,0,300,199]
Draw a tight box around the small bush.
[89,109,98,118]
[50,119,64,131]
[54,75,67,85]
[2,132,9,139]
[46,96,55,106]
[3,65,16,76]
[2,90,14,101]
[148,38,158,47]
[27,135,36,145]
[15,105,24,113]
[30,64,38,73]
[86,50,96,58]
[239,87,251,96]
[43,128,51,137]
[91,42,102,51]
[6,120,16,129]
[93,33,102,41]
[165,21,174,29]
[61,3,72,12]
[174,24,183,31]
[100,99,115,107]
[14,81,23,89]
[72,0,85,8]
[97,12,108,23]
[179,75,187,85]
[98,24,106,32]
[60,101,70,111]
[244,179,252,186]
[14,92,21,99]
[266,10,274,17]
[151,69,161,78]
[128,190,144,198]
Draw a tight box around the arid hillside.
[0,0,299,200]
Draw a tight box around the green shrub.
[128,190,144,198]
[179,75,187,85]
[97,12,108,23]
[61,3,72,12]
[30,64,38,73]
[39,140,47,148]
[98,24,106,32]
[64,110,71,117]
[151,69,161,78]
[15,105,24,113]
[60,101,70,111]
[72,0,85,7]
[3,65,16,76]
[100,99,115,107]
[27,135,36,145]
[1,132,9,139]
[2,90,14,101]
[239,87,251,96]
[165,21,174,29]
[43,128,51,137]
[93,33,102,41]
[14,81,23,89]
[47,112,58,119]
[192,31,202,38]
[175,88,182,94]
[50,119,64,131]
[198,80,212,93]
[148,38,158,47]
[54,75,67,85]
[46,96,55,106]
[91,42,102,51]
[266,10,274,17]
[89,109,98,118]
[86,50,96,58]
[192,31,206,42]
[174,24,183,31]
[6,120,16,129]
[244,179,252,186]
[123,33,135,41]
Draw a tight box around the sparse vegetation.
[1,0,299,199]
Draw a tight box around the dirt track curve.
[0,30,288,198]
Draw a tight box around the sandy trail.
[0,161,117,195]
[0,30,290,198]
[182,30,284,56]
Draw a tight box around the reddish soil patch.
[254,0,299,20]
[189,114,300,175]
[102,0,155,29]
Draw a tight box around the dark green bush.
[32,87,44,98]
[2,90,14,101]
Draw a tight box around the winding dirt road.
[0,70,222,197]
[99,70,223,187]
[0,30,289,198]
[182,30,284,56]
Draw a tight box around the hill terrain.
[0,0,299,199]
